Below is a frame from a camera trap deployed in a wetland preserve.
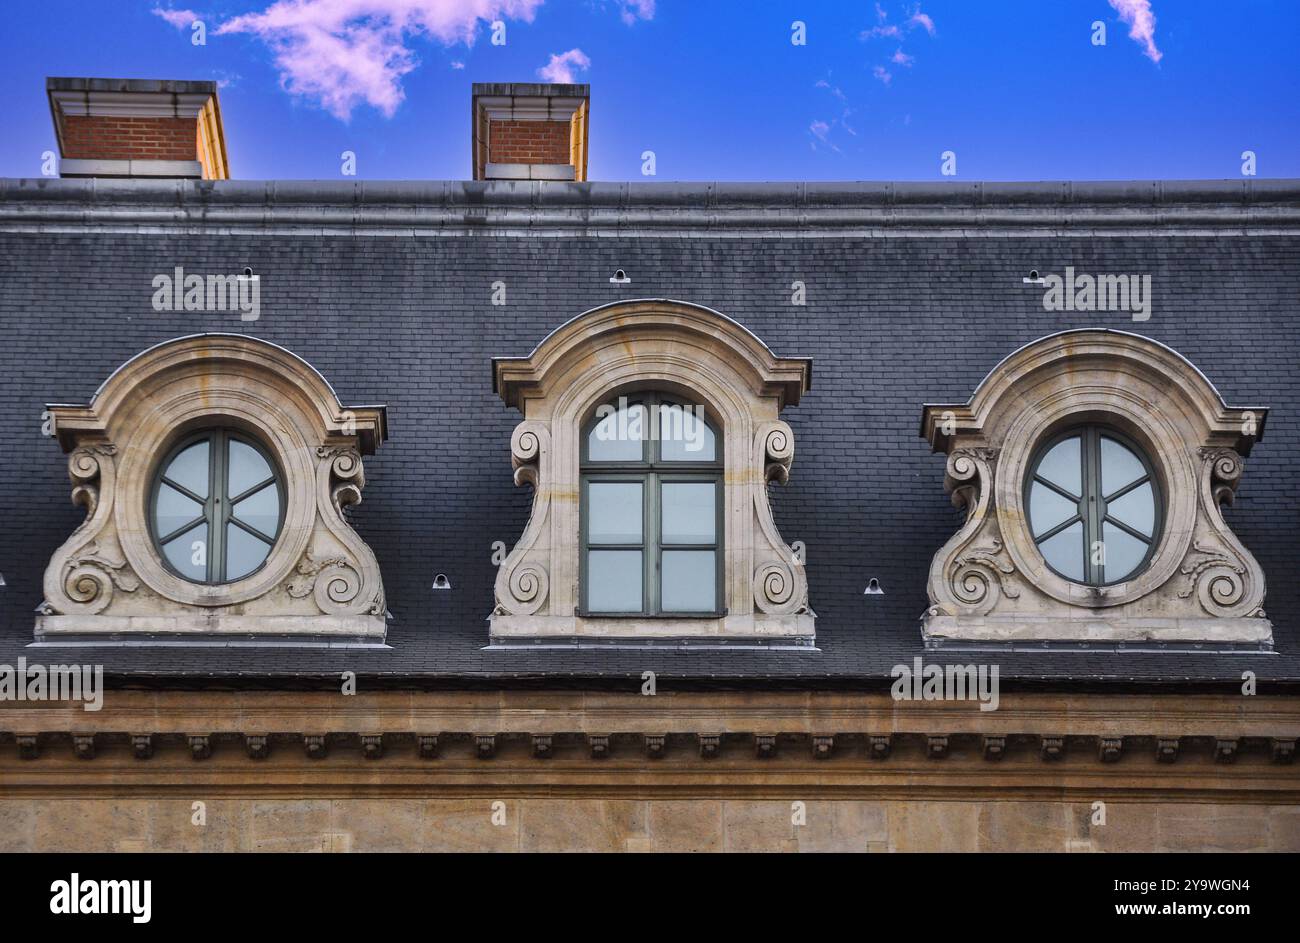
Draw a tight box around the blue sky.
[1,0,1296,181]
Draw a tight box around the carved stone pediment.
[919,330,1272,646]
[37,334,388,641]
[489,300,814,641]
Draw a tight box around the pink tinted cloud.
[152,7,200,29]
[872,65,892,86]
[890,49,914,66]
[218,0,544,120]
[908,10,935,36]
[537,48,591,83]
[1108,0,1163,62]
[619,0,654,25]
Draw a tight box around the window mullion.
[210,430,227,584]
[646,471,659,616]
[1085,427,1104,584]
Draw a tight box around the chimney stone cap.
[46,76,219,96]
[472,82,590,98]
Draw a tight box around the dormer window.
[490,299,814,644]
[37,334,388,643]
[581,394,722,616]
[920,330,1272,648]
[1026,426,1161,586]
[150,429,285,584]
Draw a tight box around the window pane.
[587,403,647,462]
[162,522,208,582]
[1039,520,1084,582]
[659,404,716,462]
[588,550,643,612]
[1102,521,1148,583]
[233,482,280,538]
[1028,482,1078,538]
[226,524,272,581]
[165,440,209,497]
[155,483,202,539]
[1107,481,1155,537]
[662,550,716,612]
[1101,436,1146,496]
[588,482,643,544]
[661,482,716,543]
[227,438,274,497]
[1036,435,1082,496]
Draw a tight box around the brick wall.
[487,119,570,165]
[60,115,197,162]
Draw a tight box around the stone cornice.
[5,688,1296,732]
[5,692,1297,800]
[1,178,1298,237]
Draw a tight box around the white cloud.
[861,24,901,39]
[217,0,545,120]
[872,65,892,86]
[618,0,654,25]
[1108,0,1163,62]
[152,7,200,29]
[890,49,913,66]
[815,79,847,102]
[908,9,935,36]
[537,47,591,83]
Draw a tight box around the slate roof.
[0,178,1298,689]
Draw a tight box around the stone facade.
[1,178,1298,853]
[1,689,1297,852]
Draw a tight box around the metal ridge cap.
[3,177,1300,208]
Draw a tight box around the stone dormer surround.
[920,330,1272,647]
[490,300,813,643]
[37,334,388,641]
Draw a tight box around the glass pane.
[226,524,272,581]
[165,440,209,497]
[1106,481,1155,537]
[154,483,202,539]
[162,522,208,582]
[1036,435,1082,496]
[1028,482,1078,538]
[587,403,648,462]
[1039,520,1084,582]
[588,482,643,544]
[227,439,274,497]
[661,550,717,612]
[587,550,643,612]
[233,482,281,538]
[1102,521,1149,582]
[661,482,716,543]
[1101,436,1146,496]
[659,404,716,462]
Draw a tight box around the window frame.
[148,428,286,585]
[1024,425,1163,587]
[579,392,724,617]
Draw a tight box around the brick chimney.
[472,83,589,182]
[47,77,230,179]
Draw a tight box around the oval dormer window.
[149,429,285,584]
[1026,426,1161,586]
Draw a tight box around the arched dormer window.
[37,334,388,643]
[920,330,1272,649]
[491,300,814,644]
[581,393,722,616]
